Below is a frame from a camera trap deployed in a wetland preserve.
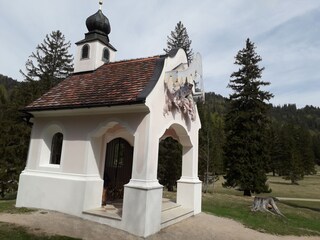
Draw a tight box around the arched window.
[102,47,110,63]
[81,44,90,59]
[50,132,63,165]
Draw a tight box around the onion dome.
[86,10,111,36]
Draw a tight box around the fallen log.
[251,196,285,217]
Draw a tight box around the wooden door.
[104,138,133,200]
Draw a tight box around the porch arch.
[158,122,201,212]
[158,123,194,179]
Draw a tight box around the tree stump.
[251,197,285,217]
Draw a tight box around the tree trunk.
[251,197,285,217]
[244,189,251,196]
[204,131,210,193]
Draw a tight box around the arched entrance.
[103,138,133,202]
[158,137,182,192]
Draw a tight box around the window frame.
[49,132,64,165]
[81,44,90,59]
[102,47,110,63]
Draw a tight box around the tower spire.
[99,0,103,10]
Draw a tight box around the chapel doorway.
[103,138,133,202]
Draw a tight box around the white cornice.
[29,104,149,118]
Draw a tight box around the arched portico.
[159,123,202,213]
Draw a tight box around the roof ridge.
[108,55,162,65]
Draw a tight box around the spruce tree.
[158,137,182,191]
[164,21,193,63]
[0,84,31,198]
[21,30,73,92]
[0,85,8,105]
[198,103,214,192]
[279,124,305,184]
[223,38,273,196]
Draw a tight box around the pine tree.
[267,121,283,176]
[198,103,214,192]
[279,124,305,184]
[158,137,182,191]
[164,21,194,63]
[0,85,8,105]
[297,127,316,175]
[21,30,73,92]
[0,83,31,198]
[223,38,273,196]
[313,135,320,165]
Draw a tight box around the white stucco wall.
[74,41,116,73]
[16,112,147,216]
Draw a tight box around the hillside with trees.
[199,93,320,186]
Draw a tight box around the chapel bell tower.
[74,1,117,73]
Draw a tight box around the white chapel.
[16,2,204,237]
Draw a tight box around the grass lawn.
[201,171,320,236]
[202,193,320,236]
[208,172,320,199]
[0,200,34,214]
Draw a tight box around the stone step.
[162,200,181,212]
[83,205,122,221]
[161,206,193,229]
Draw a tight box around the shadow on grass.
[268,181,294,185]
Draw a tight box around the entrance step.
[83,204,122,221]
[161,200,193,229]
[162,198,181,211]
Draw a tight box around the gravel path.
[0,211,319,240]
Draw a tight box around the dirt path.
[277,197,320,202]
[0,211,319,240]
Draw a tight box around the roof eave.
[23,101,149,118]
[137,57,165,101]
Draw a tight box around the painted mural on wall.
[164,53,204,121]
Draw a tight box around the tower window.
[50,132,63,165]
[102,48,110,63]
[81,44,90,59]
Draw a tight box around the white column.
[177,131,202,214]
[122,114,163,237]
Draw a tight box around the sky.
[0,0,320,108]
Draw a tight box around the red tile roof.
[24,56,165,111]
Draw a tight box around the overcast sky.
[1,0,319,108]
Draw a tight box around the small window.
[81,44,90,59]
[50,132,63,165]
[102,48,110,63]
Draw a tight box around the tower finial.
[99,0,103,10]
